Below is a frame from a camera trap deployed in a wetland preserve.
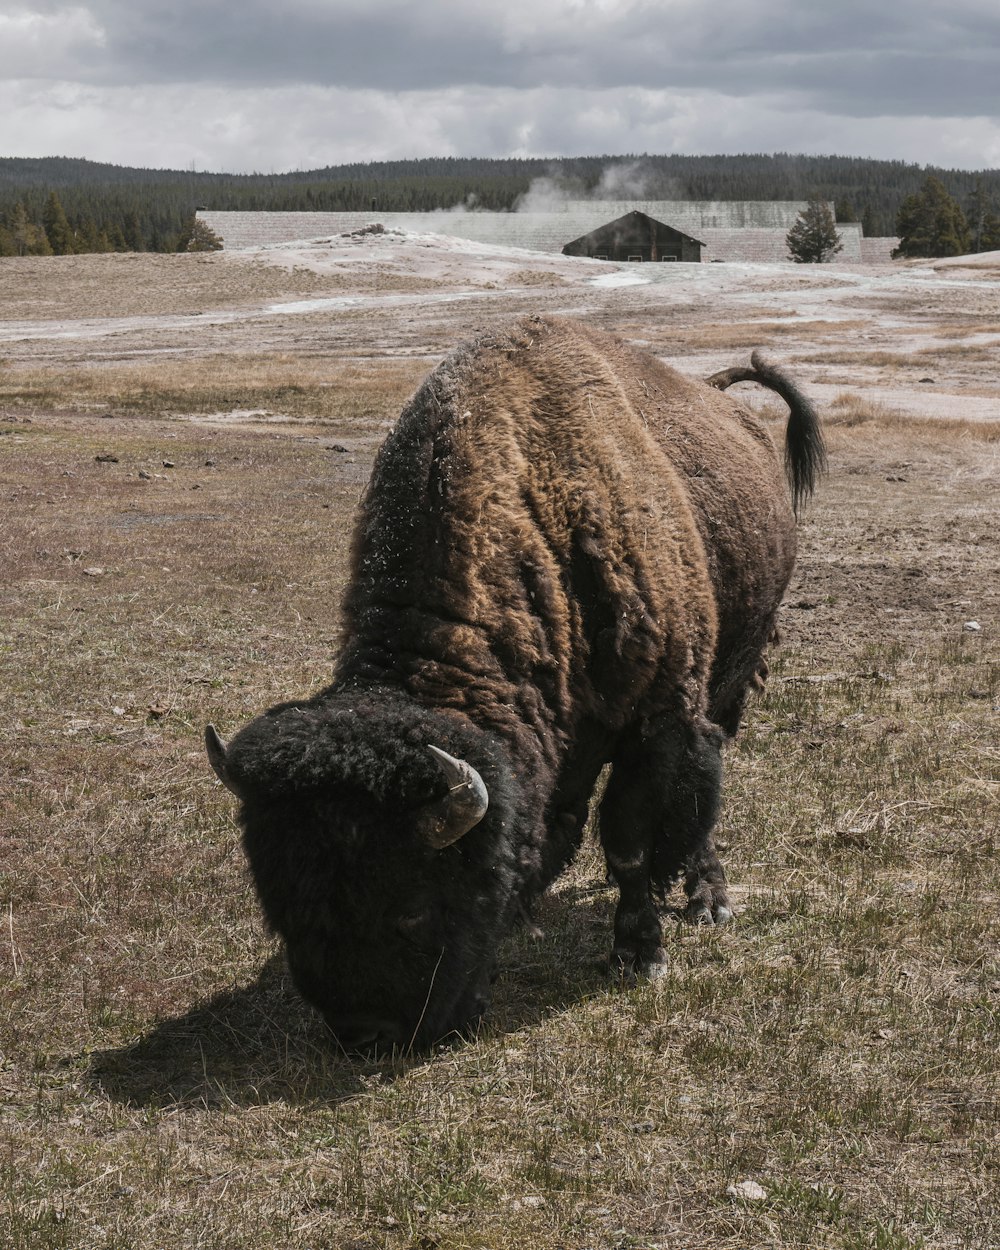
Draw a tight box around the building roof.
[563,210,705,251]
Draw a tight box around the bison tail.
[705,351,826,515]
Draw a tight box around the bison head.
[205,693,521,1051]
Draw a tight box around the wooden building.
[561,210,703,263]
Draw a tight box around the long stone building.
[197,201,895,264]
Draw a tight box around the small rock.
[963,621,981,632]
[327,444,350,453]
[82,567,104,577]
[204,458,216,466]
[95,454,119,463]
[138,470,152,480]
[162,460,175,469]
[148,703,169,718]
[728,1179,768,1202]
[919,376,936,383]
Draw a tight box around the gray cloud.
[2,1,999,171]
[7,0,999,118]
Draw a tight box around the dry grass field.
[1,236,998,1250]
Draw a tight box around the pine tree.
[7,201,52,256]
[75,217,103,253]
[176,214,224,252]
[123,209,144,251]
[967,179,1000,253]
[982,210,1000,252]
[893,176,970,258]
[786,197,843,263]
[835,199,857,223]
[42,191,74,254]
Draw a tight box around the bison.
[205,314,824,1051]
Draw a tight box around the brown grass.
[0,355,429,429]
[506,270,572,288]
[931,322,1000,339]
[796,344,1000,368]
[0,252,444,321]
[817,392,1000,441]
[659,320,870,354]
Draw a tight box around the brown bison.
[206,314,823,1051]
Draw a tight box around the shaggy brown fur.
[208,314,823,1050]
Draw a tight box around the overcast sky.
[2,0,999,173]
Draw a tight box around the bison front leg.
[681,831,733,926]
[600,718,728,983]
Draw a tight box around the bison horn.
[421,745,489,849]
[205,724,243,798]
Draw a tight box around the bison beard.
[206,315,824,1052]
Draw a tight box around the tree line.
[2,154,999,258]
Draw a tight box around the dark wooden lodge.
[562,210,703,263]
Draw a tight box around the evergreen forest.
[2,152,999,257]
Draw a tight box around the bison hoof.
[609,946,668,986]
[685,900,734,927]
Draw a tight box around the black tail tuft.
[706,350,826,515]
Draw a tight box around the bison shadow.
[89,884,618,1110]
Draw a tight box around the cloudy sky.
[2,0,999,173]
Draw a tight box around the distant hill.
[2,152,998,255]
